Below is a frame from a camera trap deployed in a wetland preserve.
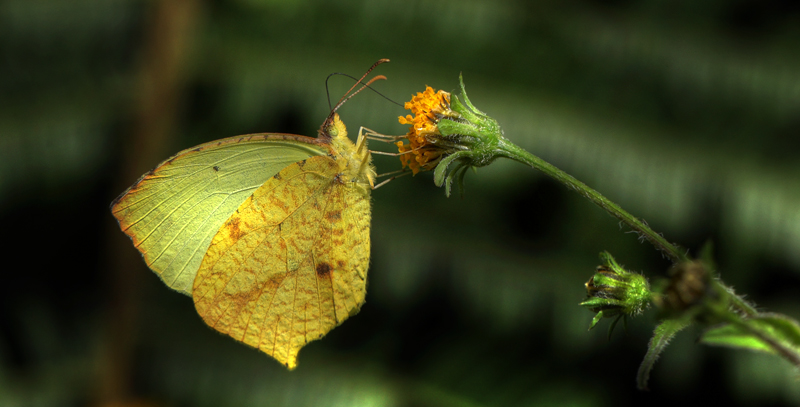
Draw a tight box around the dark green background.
[2,0,799,406]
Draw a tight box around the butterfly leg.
[356,127,376,188]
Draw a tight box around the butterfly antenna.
[327,73,403,110]
[325,59,390,121]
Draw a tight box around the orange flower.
[395,76,505,197]
[396,86,457,174]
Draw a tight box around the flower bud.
[653,260,725,322]
[581,252,652,330]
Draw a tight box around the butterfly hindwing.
[192,154,370,369]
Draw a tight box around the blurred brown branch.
[98,0,201,405]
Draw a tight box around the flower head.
[581,252,652,332]
[396,86,459,174]
[396,75,507,197]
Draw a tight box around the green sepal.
[580,296,619,310]
[433,151,468,190]
[457,73,487,116]
[452,163,470,198]
[589,311,604,330]
[437,157,473,198]
[607,314,625,341]
[583,309,626,338]
[436,114,484,140]
[600,251,621,270]
[592,272,622,287]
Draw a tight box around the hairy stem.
[493,137,765,317]
[495,137,688,263]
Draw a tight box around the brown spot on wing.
[325,210,342,221]
[226,217,244,240]
[315,262,332,277]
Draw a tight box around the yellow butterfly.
[111,61,387,369]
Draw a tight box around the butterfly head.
[320,113,376,189]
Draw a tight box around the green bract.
[433,75,506,197]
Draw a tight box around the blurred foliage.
[1,0,799,406]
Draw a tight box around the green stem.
[723,286,758,317]
[495,137,688,263]
[491,136,760,317]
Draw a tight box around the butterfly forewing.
[111,134,329,295]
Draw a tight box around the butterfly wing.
[111,134,329,295]
[192,155,371,369]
